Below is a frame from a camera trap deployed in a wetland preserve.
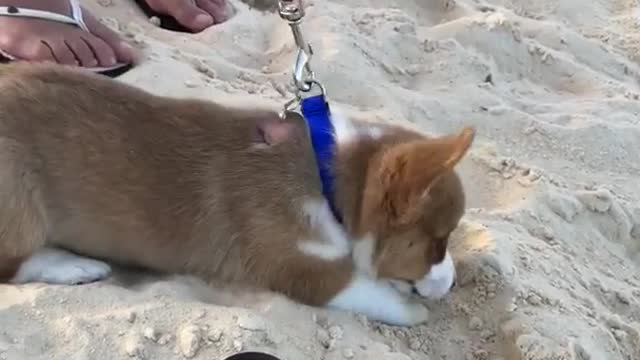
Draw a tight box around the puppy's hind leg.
[11,247,112,285]
[0,138,111,285]
[0,138,49,282]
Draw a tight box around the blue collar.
[300,94,343,223]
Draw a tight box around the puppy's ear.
[375,126,475,225]
[440,126,475,169]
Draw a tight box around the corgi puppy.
[0,63,474,326]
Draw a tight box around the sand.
[2,0,640,359]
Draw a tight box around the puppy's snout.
[450,278,457,290]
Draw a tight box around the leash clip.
[278,0,323,118]
[277,2,341,222]
[278,0,314,92]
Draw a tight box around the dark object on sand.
[223,351,282,360]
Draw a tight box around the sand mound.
[2,0,640,359]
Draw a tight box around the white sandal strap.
[0,0,130,73]
[69,0,88,32]
[0,0,86,30]
[0,47,17,60]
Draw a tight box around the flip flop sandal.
[0,0,132,78]
[132,0,192,33]
[223,351,282,360]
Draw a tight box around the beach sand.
[1,0,640,359]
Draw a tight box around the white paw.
[328,275,429,326]
[40,258,111,285]
[405,301,430,325]
[11,247,112,285]
[388,279,413,296]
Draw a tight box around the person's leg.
[0,0,135,70]
[141,0,227,32]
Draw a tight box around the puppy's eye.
[408,241,415,248]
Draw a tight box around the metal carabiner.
[293,47,314,92]
[278,0,314,92]
[278,0,305,22]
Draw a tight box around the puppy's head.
[356,126,475,299]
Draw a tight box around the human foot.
[0,0,134,71]
[143,0,227,32]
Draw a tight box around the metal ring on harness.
[282,79,327,115]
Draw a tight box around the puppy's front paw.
[389,279,413,296]
[379,300,429,326]
[328,275,429,327]
[405,301,429,325]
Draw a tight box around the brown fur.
[335,125,473,282]
[0,256,24,282]
[0,63,473,307]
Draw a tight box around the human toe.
[65,36,99,67]
[167,0,214,32]
[196,0,227,23]
[82,9,135,64]
[43,37,79,66]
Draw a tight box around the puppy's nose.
[450,279,457,290]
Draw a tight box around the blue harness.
[300,94,343,223]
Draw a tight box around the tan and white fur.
[0,63,474,326]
